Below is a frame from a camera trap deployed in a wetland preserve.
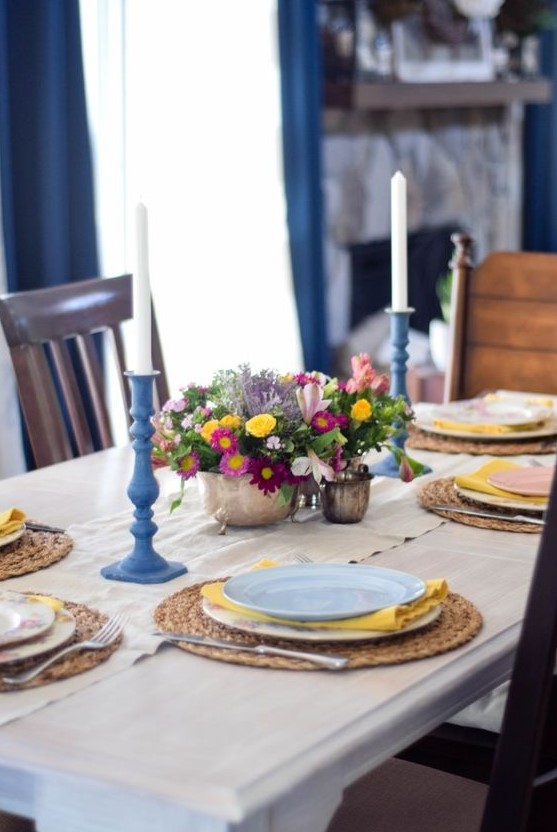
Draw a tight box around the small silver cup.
[320,464,372,524]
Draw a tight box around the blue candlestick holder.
[101,372,188,584]
[370,308,430,478]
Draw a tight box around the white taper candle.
[134,202,152,374]
[391,171,408,311]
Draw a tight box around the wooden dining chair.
[327,467,557,832]
[444,233,557,402]
[0,275,169,469]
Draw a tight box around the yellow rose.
[219,413,242,430]
[245,413,277,438]
[200,419,220,442]
[350,399,372,422]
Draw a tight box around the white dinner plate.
[415,417,557,442]
[454,484,548,514]
[415,418,557,442]
[0,525,25,548]
[0,607,75,665]
[0,593,56,647]
[202,596,441,642]
[222,564,426,621]
[430,398,553,427]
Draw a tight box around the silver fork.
[294,553,313,564]
[2,614,125,686]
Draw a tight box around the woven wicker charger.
[0,599,122,691]
[154,582,482,671]
[418,477,542,533]
[0,528,73,580]
[406,424,557,456]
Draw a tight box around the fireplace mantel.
[324,78,551,113]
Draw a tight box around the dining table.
[0,435,548,832]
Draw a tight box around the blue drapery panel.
[0,0,98,291]
[277,0,330,373]
[523,18,557,252]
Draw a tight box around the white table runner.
[0,452,505,726]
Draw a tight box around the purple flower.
[311,410,336,433]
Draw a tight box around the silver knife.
[429,505,545,525]
[25,522,66,533]
[151,630,348,670]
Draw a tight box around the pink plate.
[487,467,555,498]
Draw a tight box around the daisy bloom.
[311,410,336,433]
[249,458,287,494]
[219,453,250,477]
[210,428,238,454]
[177,451,200,479]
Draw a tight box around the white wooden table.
[0,446,543,832]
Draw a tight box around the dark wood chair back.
[478,464,557,831]
[0,275,169,468]
[445,233,557,401]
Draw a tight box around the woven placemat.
[0,528,73,581]
[153,582,482,671]
[407,424,557,456]
[0,599,122,691]
[417,477,542,533]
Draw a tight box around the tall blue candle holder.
[370,308,430,478]
[101,372,188,584]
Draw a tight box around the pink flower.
[210,428,238,454]
[345,353,376,394]
[371,373,390,395]
[163,398,187,413]
[311,410,336,433]
[177,451,200,479]
[219,453,250,477]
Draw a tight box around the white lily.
[296,384,332,425]
[291,448,336,484]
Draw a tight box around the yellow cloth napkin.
[431,418,543,435]
[27,594,64,613]
[201,577,448,632]
[454,459,547,505]
[0,507,26,536]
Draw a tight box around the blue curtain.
[523,15,557,252]
[0,0,98,292]
[277,0,330,374]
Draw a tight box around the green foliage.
[436,271,453,323]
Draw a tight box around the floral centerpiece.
[152,353,425,513]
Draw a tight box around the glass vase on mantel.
[319,461,373,524]
[197,472,298,534]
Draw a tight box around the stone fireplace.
[323,104,525,375]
